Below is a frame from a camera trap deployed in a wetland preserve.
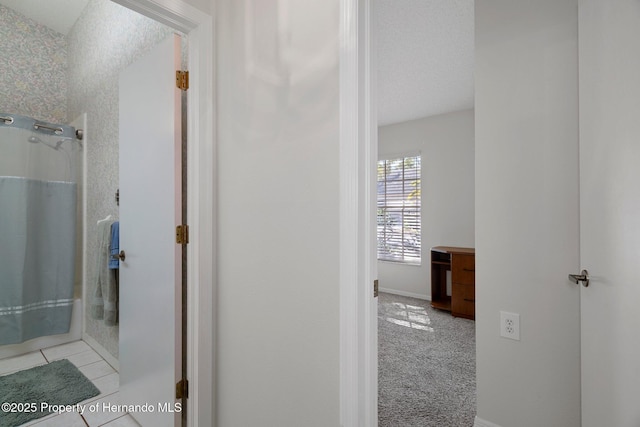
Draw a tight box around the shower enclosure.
[0,113,83,350]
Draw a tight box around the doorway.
[374,1,475,425]
[109,1,215,425]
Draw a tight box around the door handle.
[568,269,589,287]
[111,250,126,262]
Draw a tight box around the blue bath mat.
[0,359,100,426]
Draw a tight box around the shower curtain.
[0,113,80,345]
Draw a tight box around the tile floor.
[0,341,139,427]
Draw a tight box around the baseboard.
[82,333,119,371]
[379,287,430,301]
[474,416,503,427]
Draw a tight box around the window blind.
[377,155,421,264]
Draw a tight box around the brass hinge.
[176,378,189,399]
[176,224,190,244]
[176,70,189,91]
[374,279,379,298]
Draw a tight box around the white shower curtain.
[0,114,80,345]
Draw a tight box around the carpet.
[0,359,100,426]
[378,292,476,427]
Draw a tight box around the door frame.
[339,0,378,425]
[111,1,215,426]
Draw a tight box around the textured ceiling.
[376,0,474,126]
[0,0,89,35]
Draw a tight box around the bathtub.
[0,298,83,359]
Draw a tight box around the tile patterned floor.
[0,341,139,427]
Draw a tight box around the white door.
[579,1,640,426]
[118,34,183,427]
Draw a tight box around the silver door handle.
[568,269,589,287]
[111,250,126,261]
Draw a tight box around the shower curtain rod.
[0,113,83,140]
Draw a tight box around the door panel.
[579,1,640,425]
[119,34,182,427]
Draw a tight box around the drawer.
[452,283,475,320]
[451,254,475,285]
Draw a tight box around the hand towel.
[108,221,120,270]
[90,217,118,326]
[90,218,112,321]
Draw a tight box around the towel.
[109,221,120,270]
[90,218,118,326]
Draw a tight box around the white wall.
[475,1,581,426]
[378,109,475,299]
[216,1,340,426]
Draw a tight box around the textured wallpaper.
[67,0,175,360]
[0,5,67,123]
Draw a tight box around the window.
[377,155,421,264]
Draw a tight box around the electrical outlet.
[500,311,520,341]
